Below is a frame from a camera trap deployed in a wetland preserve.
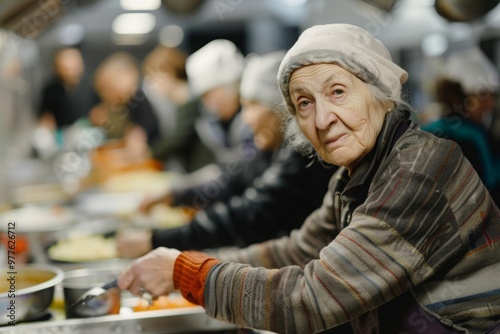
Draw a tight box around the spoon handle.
[101,279,119,291]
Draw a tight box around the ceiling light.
[112,13,156,35]
[120,0,161,11]
[421,33,448,57]
[280,0,309,7]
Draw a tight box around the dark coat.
[152,147,336,250]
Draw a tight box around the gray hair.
[281,83,411,163]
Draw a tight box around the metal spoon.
[70,279,154,316]
[69,279,119,313]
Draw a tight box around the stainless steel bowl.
[0,264,64,325]
[62,268,121,318]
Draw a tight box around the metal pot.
[62,268,121,318]
[0,264,64,325]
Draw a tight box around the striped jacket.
[175,107,500,333]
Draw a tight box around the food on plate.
[0,205,75,233]
[133,294,196,312]
[148,204,190,228]
[87,140,164,185]
[47,234,117,262]
[102,171,173,195]
[76,191,188,228]
[12,183,71,206]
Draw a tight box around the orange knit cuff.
[173,251,220,307]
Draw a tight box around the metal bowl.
[0,264,64,325]
[62,268,121,319]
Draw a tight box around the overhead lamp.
[120,0,161,11]
[112,13,156,35]
[280,0,309,6]
[421,33,448,57]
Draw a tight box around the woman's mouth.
[324,133,346,148]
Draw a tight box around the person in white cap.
[117,51,335,257]
[119,24,500,334]
[422,46,500,205]
[185,39,255,166]
[150,39,254,174]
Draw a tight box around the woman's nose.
[315,98,337,130]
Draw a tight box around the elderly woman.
[118,24,500,333]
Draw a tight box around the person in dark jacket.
[116,51,336,257]
[142,52,289,212]
[143,45,215,173]
[38,47,98,130]
[90,52,160,145]
[151,97,216,173]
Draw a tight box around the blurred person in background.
[151,39,255,175]
[38,47,97,132]
[0,31,35,159]
[422,46,500,205]
[144,45,215,174]
[142,45,190,137]
[119,24,500,333]
[117,51,336,257]
[90,52,160,149]
[0,30,37,204]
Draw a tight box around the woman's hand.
[118,247,181,297]
[116,229,153,258]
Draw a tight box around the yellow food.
[102,171,172,195]
[0,271,55,293]
[148,204,189,228]
[48,235,117,262]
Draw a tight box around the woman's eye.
[298,100,311,108]
[332,89,344,96]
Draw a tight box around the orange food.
[133,295,195,312]
[0,233,29,253]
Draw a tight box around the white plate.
[0,205,76,233]
[76,192,144,217]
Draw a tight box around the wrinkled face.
[241,98,283,151]
[289,64,388,173]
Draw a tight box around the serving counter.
[0,306,238,334]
